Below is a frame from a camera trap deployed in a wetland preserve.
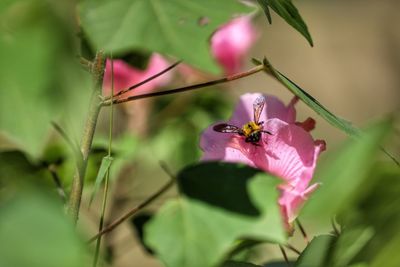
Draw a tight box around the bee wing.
[253,95,266,124]
[213,123,242,134]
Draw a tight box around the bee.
[213,96,272,145]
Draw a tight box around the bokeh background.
[1,0,399,266]
[86,1,399,266]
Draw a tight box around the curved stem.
[101,64,266,106]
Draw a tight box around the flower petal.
[279,183,320,223]
[102,54,172,97]
[211,16,257,74]
[200,122,255,167]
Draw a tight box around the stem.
[285,243,301,255]
[92,54,114,267]
[88,177,175,243]
[296,219,309,243]
[103,60,182,100]
[101,64,266,106]
[67,51,105,223]
[279,245,291,267]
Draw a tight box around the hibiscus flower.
[102,53,172,96]
[200,93,326,227]
[211,16,258,75]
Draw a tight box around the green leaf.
[0,1,91,157]
[257,0,313,46]
[370,232,400,267]
[264,262,295,267]
[257,57,360,137]
[339,161,400,264]
[332,227,374,267]
[295,235,336,267]
[302,118,393,222]
[79,0,253,73]
[221,260,262,267]
[130,213,154,254]
[89,155,113,205]
[145,163,286,267]
[0,190,87,267]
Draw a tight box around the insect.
[213,96,272,145]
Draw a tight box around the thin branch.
[279,245,291,267]
[296,219,309,243]
[285,243,301,255]
[101,64,266,106]
[88,172,175,243]
[80,57,93,72]
[103,60,182,100]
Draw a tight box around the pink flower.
[200,93,326,227]
[211,16,257,75]
[102,53,172,97]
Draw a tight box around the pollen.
[242,121,261,137]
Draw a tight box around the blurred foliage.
[0,189,87,267]
[0,1,399,267]
[0,0,91,157]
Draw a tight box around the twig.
[296,219,309,243]
[67,51,106,223]
[101,64,266,106]
[80,57,93,72]
[103,60,182,100]
[285,243,301,255]
[279,245,291,267]
[88,172,175,243]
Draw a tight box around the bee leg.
[262,130,273,135]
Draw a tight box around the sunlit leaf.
[257,0,313,46]
[89,155,113,205]
[145,163,286,267]
[79,0,253,73]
